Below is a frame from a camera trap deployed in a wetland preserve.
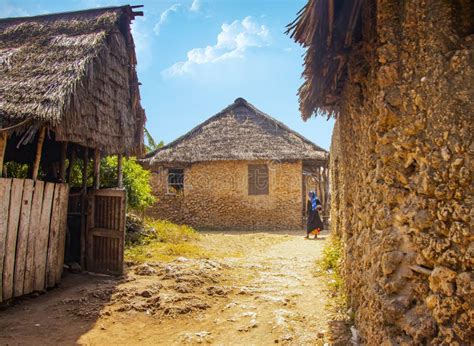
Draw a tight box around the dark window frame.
[167,168,184,195]
[248,164,269,195]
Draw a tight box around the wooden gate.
[86,189,126,275]
[0,178,68,302]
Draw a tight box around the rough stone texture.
[330,1,473,344]
[147,160,303,230]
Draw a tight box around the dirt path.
[0,231,331,345]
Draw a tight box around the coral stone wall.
[330,1,473,344]
[147,160,303,230]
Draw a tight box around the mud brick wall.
[147,160,303,230]
[330,1,473,344]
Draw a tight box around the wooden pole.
[117,153,123,188]
[0,132,7,177]
[80,147,88,269]
[66,147,76,184]
[59,142,68,183]
[82,148,88,193]
[93,149,101,190]
[32,127,46,181]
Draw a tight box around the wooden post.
[32,127,46,181]
[117,153,123,188]
[80,147,88,269]
[59,142,68,183]
[0,132,7,176]
[93,149,101,190]
[66,147,76,184]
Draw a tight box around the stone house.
[141,98,329,230]
[289,0,472,344]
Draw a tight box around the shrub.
[100,156,155,212]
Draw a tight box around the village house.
[0,5,145,301]
[289,0,472,344]
[141,97,329,230]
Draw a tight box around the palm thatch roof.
[287,0,366,120]
[142,97,328,167]
[0,5,145,155]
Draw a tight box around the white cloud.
[190,0,201,12]
[163,16,271,78]
[153,4,181,36]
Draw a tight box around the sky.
[1,0,335,150]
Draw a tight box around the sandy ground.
[0,230,332,345]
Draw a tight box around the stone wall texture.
[330,1,473,344]
[147,160,303,230]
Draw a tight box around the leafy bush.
[100,156,155,212]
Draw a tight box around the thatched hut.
[141,97,329,230]
[289,0,472,344]
[0,5,145,301]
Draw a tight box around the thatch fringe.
[286,0,365,120]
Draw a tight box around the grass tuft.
[125,218,209,263]
[314,235,349,319]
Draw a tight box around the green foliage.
[144,128,164,153]
[4,162,29,178]
[125,218,207,263]
[315,235,348,318]
[319,236,343,272]
[100,156,155,212]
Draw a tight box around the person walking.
[306,191,324,239]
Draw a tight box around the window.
[167,168,184,194]
[248,164,269,195]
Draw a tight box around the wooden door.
[86,189,126,275]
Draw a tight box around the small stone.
[429,266,457,296]
[140,290,152,298]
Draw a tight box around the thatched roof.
[142,98,328,166]
[0,5,145,155]
[287,0,365,120]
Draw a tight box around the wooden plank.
[118,189,126,275]
[88,228,122,239]
[80,148,88,269]
[86,192,95,272]
[46,184,61,288]
[93,149,101,190]
[2,178,24,301]
[34,182,54,292]
[55,184,69,283]
[117,154,123,188]
[0,133,7,176]
[13,179,34,297]
[59,142,68,182]
[0,178,12,303]
[23,180,44,294]
[32,127,45,181]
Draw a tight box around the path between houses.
[0,231,334,345]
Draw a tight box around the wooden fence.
[0,178,69,302]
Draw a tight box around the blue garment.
[309,191,319,211]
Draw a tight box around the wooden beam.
[66,147,76,184]
[80,147,89,269]
[82,148,89,193]
[59,142,68,183]
[0,132,7,177]
[93,149,101,190]
[117,154,123,188]
[32,127,46,181]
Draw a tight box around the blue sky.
[1,0,334,150]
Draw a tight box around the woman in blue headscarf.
[306,191,324,239]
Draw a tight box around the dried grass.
[0,6,144,155]
[143,98,328,166]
